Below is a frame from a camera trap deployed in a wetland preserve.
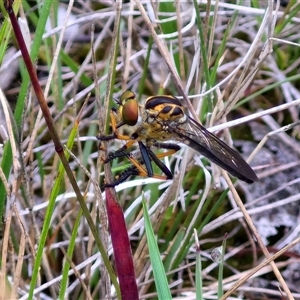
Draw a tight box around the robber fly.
[98,91,258,186]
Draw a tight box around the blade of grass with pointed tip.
[218,237,227,298]
[195,246,203,300]
[142,197,171,300]
[58,207,83,298]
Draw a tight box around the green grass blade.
[195,244,203,300]
[142,197,171,300]
[58,208,83,298]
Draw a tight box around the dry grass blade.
[134,0,194,115]
[223,171,293,299]
[0,210,12,300]
[220,236,300,299]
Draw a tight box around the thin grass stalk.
[11,205,26,299]
[222,171,293,298]
[0,210,12,300]
[221,236,300,299]
[137,35,153,101]
[175,1,185,81]
[194,230,203,300]
[217,236,226,298]
[90,22,111,298]
[134,0,195,117]
[192,0,211,92]
[58,206,83,298]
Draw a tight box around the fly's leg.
[138,141,153,177]
[104,165,140,187]
[104,142,181,187]
[103,139,136,163]
[97,106,132,142]
[154,142,181,154]
[104,153,167,187]
[147,150,172,179]
[97,105,138,162]
[150,142,181,179]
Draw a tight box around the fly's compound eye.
[122,99,139,126]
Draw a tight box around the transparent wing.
[172,116,258,183]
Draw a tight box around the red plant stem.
[105,188,139,300]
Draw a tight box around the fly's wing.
[172,116,258,183]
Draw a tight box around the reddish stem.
[105,188,139,300]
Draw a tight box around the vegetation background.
[0,0,300,299]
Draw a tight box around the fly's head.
[115,90,139,128]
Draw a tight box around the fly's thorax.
[134,108,174,141]
[144,95,187,124]
[135,95,187,142]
